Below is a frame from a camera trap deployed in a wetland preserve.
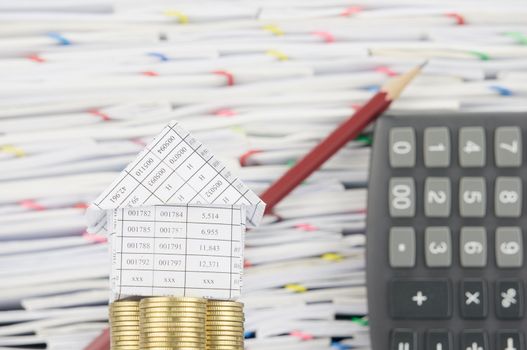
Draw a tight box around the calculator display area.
[366,113,527,350]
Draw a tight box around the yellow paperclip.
[263,24,284,36]
[266,49,289,61]
[165,10,189,24]
[0,144,25,157]
[285,284,307,293]
[321,252,344,262]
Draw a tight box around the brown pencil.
[260,61,427,214]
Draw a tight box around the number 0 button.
[389,128,416,168]
[389,178,415,217]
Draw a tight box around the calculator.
[366,113,527,350]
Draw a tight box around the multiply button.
[461,330,488,350]
[460,279,487,319]
[389,279,451,319]
[497,331,524,350]
[496,280,524,320]
[391,329,416,350]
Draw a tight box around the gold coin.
[140,303,207,308]
[110,300,139,308]
[112,340,140,345]
[111,305,140,310]
[140,342,204,348]
[111,320,141,326]
[207,300,243,306]
[140,347,204,350]
[205,317,244,322]
[111,309,140,313]
[206,341,243,346]
[110,323,139,330]
[110,316,141,323]
[206,331,243,335]
[206,307,242,313]
[206,310,243,316]
[140,309,207,317]
[142,296,205,302]
[141,317,205,321]
[112,336,140,341]
[141,326,205,331]
[140,323,205,328]
[141,307,206,312]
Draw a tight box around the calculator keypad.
[367,115,527,350]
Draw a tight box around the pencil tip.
[381,62,425,100]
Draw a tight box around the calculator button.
[389,227,416,268]
[460,279,488,319]
[495,126,522,167]
[424,178,451,217]
[389,279,452,319]
[425,227,452,267]
[497,330,524,350]
[496,227,523,268]
[460,227,487,267]
[496,280,524,320]
[424,127,450,167]
[459,127,486,167]
[389,178,415,217]
[461,330,489,350]
[495,177,522,217]
[390,128,416,168]
[459,177,486,217]
[391,329,417,350]
[426,329,452,350]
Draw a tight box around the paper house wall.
[86,121,265,301]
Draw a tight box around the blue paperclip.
[47,32,71,45]
[490,85,513,96]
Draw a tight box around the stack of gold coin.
[139,296,207,350]
[206,300,244,350]
[109,300,140,350]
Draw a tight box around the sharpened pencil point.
[419,60,429,69]
[381,62,425,100]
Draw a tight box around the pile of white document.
[0,0,526,349]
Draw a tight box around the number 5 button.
[495,127,522,167]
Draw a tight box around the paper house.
[86,121,265,301]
